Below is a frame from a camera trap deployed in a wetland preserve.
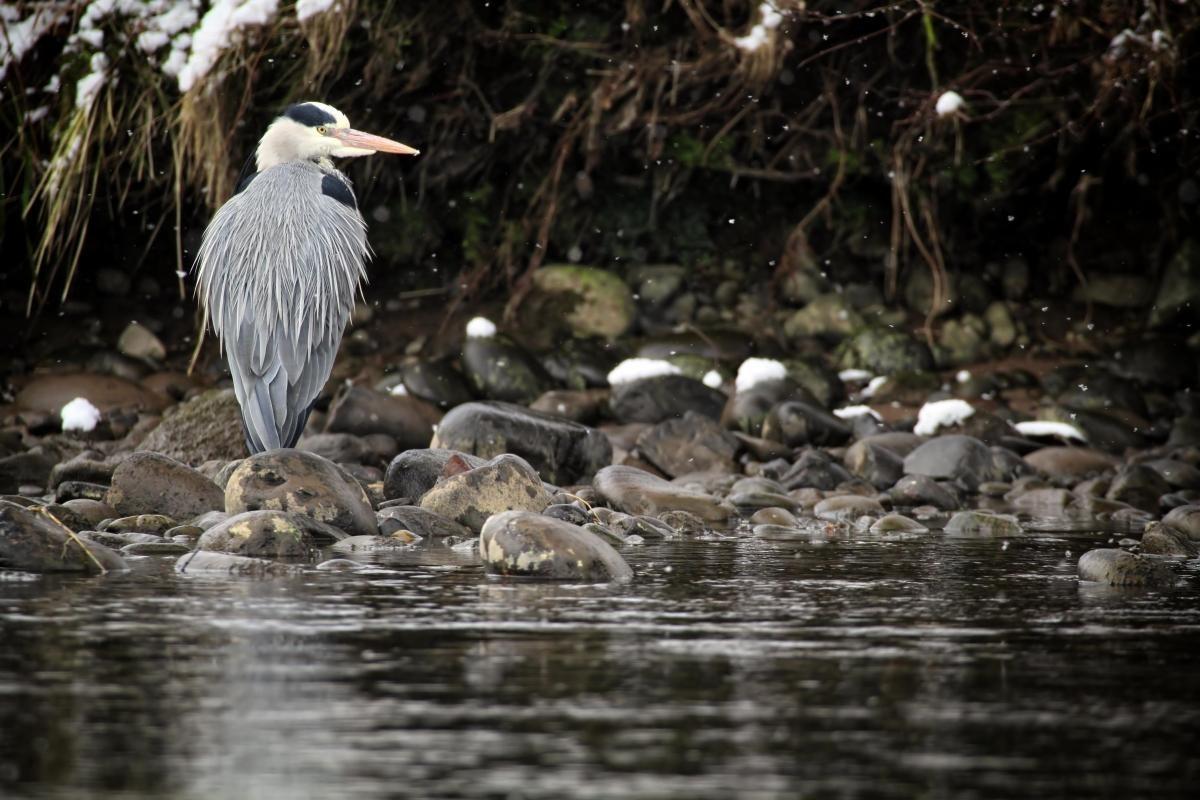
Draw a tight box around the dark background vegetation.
[2,0,1198,339]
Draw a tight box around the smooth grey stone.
[944,510,1022,537]
[0,505,127,573]
[1077,548,1173,587]
[175,549,304,578]
[377,505,473,539]
[106,452,224,520]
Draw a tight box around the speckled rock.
[224,449,378,537]
[814,495,884,521]
[419,454,551,534]
[480,510,633,582]
[197,510,339,558]
[1077,548,1173,587]
[944,510,1022,537]
[139,388,248,465]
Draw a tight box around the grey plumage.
[195,160,368,452]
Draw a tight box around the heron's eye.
[316,125,328,135]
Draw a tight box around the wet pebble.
[197,510,327,559]
[121,541,191,557]
[175,550,304,578]
[944,510,1022,537]
[594,465,733,525]
[814,495,884,522]
[869,513,929,534]
[106,452,224,520]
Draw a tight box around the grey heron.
[195,101,418,453]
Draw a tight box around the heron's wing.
[194,162,368,452]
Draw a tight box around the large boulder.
[480,511,633,582]
[0,504,127,573]
[139,388,248,465]
[418,454,552,533]
[431,401,611,486]
[224,449,378,537]
[106,452,225,520]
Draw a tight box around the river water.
[2,528,1198,799]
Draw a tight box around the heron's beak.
[332,128,419,156]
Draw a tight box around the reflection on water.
[2,529,1199,799]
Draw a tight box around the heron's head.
[256,101,419,172]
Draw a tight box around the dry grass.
[1,0,1197,321]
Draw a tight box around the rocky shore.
[2,263,1199,589]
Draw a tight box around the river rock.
[383,448,487,502]
[1077,548,1173,587]
[609,375,726,424]
[782,293,863,340]
[324,385,442,451]
[48,453,114,490]
[418,454,551,533]
[762,400,851,447]
[1162,504,1200,540]
[0,504,127,573]
[298,432,372,465]
[529,389,610,424]
[480,510,633,582]
[869,513,929,534]
[1139,522,1199,557]
[0,447,59,493]
[399,360,475,409]
[814,495,884,521]
[139,388,248,465]
[843,440,905,490]
[594,465,733,524]
[1149,239,1200,328]
[15,372,167,415]
[723,378,819,436]
[528,264,636,339]
[1023,446,1118,479]
[117,322,166,362]
[635,412,739,478]
[461,336,554,405]
[889,475,960,510]
[781,449,854,491]
[1144,459,1200,490]
[944,510,1022,537]
[903,435,1000,491]
[1106,464,1170,513]
[101,514,176,534]
[377,505,473,539]
[430,402,612,485]
[838,326,934,374]
[196,510,326,558]
[175,549,304,578]
[225,449,377,537]
[60,498,115,529]
[106,452,224,520]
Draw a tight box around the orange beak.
[332,128,419,155]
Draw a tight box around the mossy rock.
[837,326,934,374]
[529,264,636,339]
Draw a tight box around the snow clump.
[465,316,497,339]
[735,358,788,393]
[913,399,975,435]
[61,397,102,433]
[606,358,681,387]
